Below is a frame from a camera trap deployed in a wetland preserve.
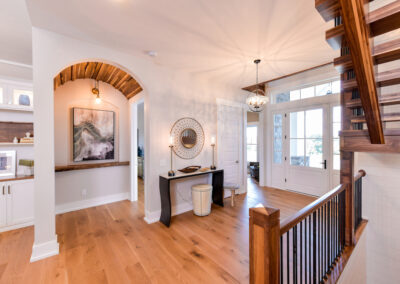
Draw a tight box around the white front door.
[217,102,244,195]
[285,106,329,196]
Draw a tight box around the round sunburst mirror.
[170,118,204,159]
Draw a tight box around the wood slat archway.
[54,62,143,99]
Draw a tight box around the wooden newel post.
[249,206,280,284]
[340,151,355,246]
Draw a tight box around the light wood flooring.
[0,178,315,283]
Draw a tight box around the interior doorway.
[130,94,145,205]
[246,112,260,185]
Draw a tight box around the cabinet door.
[6,180,34,225]
[0,183,6,227]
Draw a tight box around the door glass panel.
[290,108,323,169]
[332,106,341,170]
[290,139,305,166]
[290,111,304,138]
[306,109,323,138]
[306,138,323,168]
[273,114,283,164]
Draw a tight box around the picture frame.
[72,107,115,162]
[0,150,17,177]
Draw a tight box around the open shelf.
[55,161,130,172]
[0,143,33,146]
[0,104,33,112]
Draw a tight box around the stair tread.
[342,68,400,90]
[346,93,400,108]
[315,0,375,22]
[326,25,345,50]
[367,1,400,36]
[351,112,400,123]
[334,38,400,72]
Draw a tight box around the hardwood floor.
[0,178,315,284]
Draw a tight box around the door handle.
[2,185,4,195]
[321,160,327,170]
[8,185,10,194]
[235,160,239,164]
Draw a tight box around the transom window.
[274,80,340,104]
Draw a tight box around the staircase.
[316,0,400,151]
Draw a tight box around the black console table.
[159,169,224,227]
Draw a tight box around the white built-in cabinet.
[0,179,34,232]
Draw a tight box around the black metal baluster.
[328,200,332,272]
[293,225,297,284]
[324,203,328,279]
[318,208,320,283]
[305,217,308,284]
[300,221,303,284]
[313,212,317,284]
[309,215,311,284]
[287,231,290,284]
[280,236,283,284]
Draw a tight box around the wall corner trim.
[30,238,59,262]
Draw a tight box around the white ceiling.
[21,0,338,87]
[0,0,32,64]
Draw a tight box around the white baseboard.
[30,238,59,262]
[0,220,34,233]
[144,202,193,224]
[55,192,130,214]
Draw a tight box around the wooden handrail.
[354,169,366,181]
[279,184,347,235]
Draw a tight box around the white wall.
[355,152,400,283]
[31,27,246,259]
[54,79,130,208]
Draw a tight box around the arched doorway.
[52,60,145,215]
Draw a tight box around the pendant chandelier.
[246,59,269,112]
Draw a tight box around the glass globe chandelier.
[246,59,269,112]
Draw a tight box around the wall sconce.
[168,135,175,176]
[92,80,101,104]
[210,135,216,170]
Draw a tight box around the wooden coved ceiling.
[54,62,143,99]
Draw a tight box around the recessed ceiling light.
[146,51,158,57]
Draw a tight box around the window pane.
[333,139,340,155]
[301,86,315,99]
[333,122,341,138]
[275,92,290,104]
[305,109,323,138]
[290,139,304,166]
[247,145,257,162]
[333,154,340,170]
[274,138,282,152]
[333,106,341,123]
[273,114,283,164]
[247,126,257,144]
[13,89,33,106]
[290,90,300,101]
[274,114,282,126]
[290,111,304,138]
[306,139,323,168]
[316,83,332,96]
[332,80,341,94]
[274,151,282,164]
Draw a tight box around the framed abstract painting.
[72,108,115,162]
